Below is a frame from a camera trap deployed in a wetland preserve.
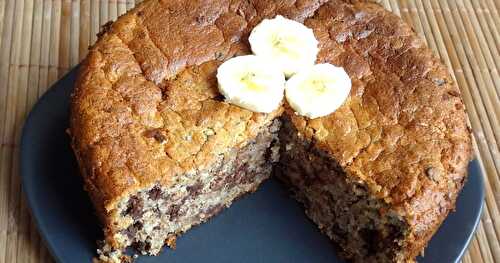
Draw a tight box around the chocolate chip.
[124,222,143,239]
[195,15,206,24]
[124,196,143,220]
[239,164,255,184]
[215,51,224,60]
[148,186,163,200]
[360,228,382,255]
[186,182,203,196]
[167,204,181,219]
[213,94,225,102]
[132,241,151,252]
[153,206,161,216]
[234,162,249,181]
[144,129,167,143]
[209,176,225,191]
[447,90,460,97]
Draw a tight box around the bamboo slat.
[47,0,60,89]
[14,2,35,262]
[58,0,71,78]
[99,0,109,30]
[79,0,90,60]
[26,2,44,262]
[0,1,497,262]
[483,0,500,49]
[34,1,55,262]
[109,0,117,22]
[90,0,99,47]
[0,0,6,51]
[462,0,500,103]
[70,1,80,68]
[38,0,52,98]
[470,0,500,75]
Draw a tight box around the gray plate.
[21,68,484,263]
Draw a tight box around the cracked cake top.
[69,0,471,252]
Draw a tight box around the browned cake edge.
[69,0,472,262]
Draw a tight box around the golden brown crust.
[70,0,471,261]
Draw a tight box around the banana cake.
[69,0,472,262]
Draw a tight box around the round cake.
[69,0,472,262]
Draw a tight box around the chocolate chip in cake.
[227,162,247,184]
[209,176,225,191]
[167,204,181,219]
[195,15,206,24]
[186,182,203,196]
[153,206,161,216]
[124,196,143,220]
[144,129,167,143]
[214,51,224,60]
[360,228,382,256]
[148,186,163,200]
[213,94,225,101]
[132,241,151,252]
[447,90,460,97]
[124,222,143,239]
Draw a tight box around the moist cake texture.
[108,119,280,256]
[69,0,472,262]
[277,114,409,262]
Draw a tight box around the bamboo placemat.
[0,0,498,262]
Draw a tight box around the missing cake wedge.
[277,114,409,262]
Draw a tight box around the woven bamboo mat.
[0,0,498,262]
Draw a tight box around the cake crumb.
[95,241,133,263]
[166,236,177,249]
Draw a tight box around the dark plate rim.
[454,177,484,263]
[21,77,70,263]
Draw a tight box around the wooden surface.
[0,0,498,262]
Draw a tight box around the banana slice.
[216,55,286,113]
[249,15,319,77]
[285,63,351,119]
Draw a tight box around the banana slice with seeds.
[249,15,319,77]
[216,55,286,113]
[285,63,352,119]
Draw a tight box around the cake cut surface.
[69,0,472,262]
